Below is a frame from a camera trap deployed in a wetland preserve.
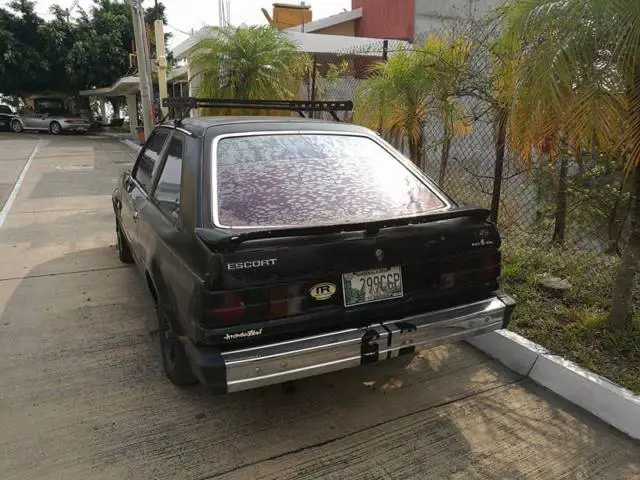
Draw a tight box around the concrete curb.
[119,138,141,153]
[468,330,640,441]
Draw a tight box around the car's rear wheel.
[157,302,198,386]
[10,119,23,133]
[116,220,134,264]
[49,121,61,135]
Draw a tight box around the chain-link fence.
[305,22,632,317]
[177,20,632,318]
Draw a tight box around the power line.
[166,23,193,37]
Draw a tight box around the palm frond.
[187,26,301,115]
[505,0,640,168]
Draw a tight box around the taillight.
[208,292,246,325]
[63,119,73,123]
[440,251,500,288]
[489,251,501,276]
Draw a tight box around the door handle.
[133,210,139,222]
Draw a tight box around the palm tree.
[354,48,434,165]
[415,33,473,186]
[505,0,640,328]
[354,35,473,172]
[188,26,302,114]
[487,32,522,223]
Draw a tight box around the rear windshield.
[215,134,446,227]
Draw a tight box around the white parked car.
[10,108,90,135]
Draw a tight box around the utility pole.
[154,19,168,117]
[130,0,154,140]
[218,0,230,27]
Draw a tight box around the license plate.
[342,266,403,307]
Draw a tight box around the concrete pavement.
[0,133,638,479]
[0,133,42,213]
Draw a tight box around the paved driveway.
[0,133,638,480]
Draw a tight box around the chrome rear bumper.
[186,295,515,393]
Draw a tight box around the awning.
[79,76,140,97]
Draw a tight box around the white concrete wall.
[414,0,502,35]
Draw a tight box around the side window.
[134,130,169,191]
[153,134,184,219]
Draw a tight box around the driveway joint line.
[0,264,129,283]
[0,140,43,228]
[12,207,112,214]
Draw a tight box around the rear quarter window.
[215,133,446,228]
[135,130,169,191]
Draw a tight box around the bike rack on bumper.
[185,294,516,393]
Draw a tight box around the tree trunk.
[608,177,627,254]
[609,68,640,329]
[408,136,417,165]
[438,115,452,186]
[408,132,422,166]
[576,146,584,176]
[110,97,121,119]
[552,153,568,244]
[490,108,508,224]
[610,165,640,328]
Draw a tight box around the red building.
[352,0,501,40]
[267,1,500,42]
[352,0,414,41]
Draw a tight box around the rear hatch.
[195,210,500,347]
[196,131,501,347]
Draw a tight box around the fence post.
[310,54,317,119]
[490,108,508,223]
[311,54,317,101]
[376,40,389,135]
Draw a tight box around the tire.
[116,220,134,264]
[157,302,198,386]
[10,119,23,133]
[49,121,62,135]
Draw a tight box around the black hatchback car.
[112,99,515,393]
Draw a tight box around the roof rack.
[161,97,353,124]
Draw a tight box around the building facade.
[352,0,502,39]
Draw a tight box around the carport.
[79,76,140,140]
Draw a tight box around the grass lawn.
[501,235,640,394]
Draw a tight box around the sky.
[20,0,352,49]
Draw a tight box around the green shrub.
[501,234,640,393]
